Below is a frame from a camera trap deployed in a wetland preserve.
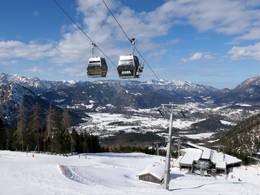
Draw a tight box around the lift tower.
[159,104,175,190]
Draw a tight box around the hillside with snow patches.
[0,151,259,195]
[1,73,260,146]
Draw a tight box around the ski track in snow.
[0,151,260,195]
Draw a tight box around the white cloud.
[190,52,203,61]
[228,42,260,60]
[183,52,214,63]
[27,66,43,73]
[1,0,260,74]
[170,0,259,36]
[0,41,54,60]
[239,27,260,40]
[0,59,17,65]
[62,65,86,77]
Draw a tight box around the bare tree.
[44,104,54,146]
[32,103,41,151]
[62,109,71,130]
[15,101,26,151]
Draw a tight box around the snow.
[106,104,115,108]
[182,143,242,168]
[179,148,202,166]
[0,151,259,195]
[89,100,95,104]
[235,103,252,107]
[207,139,219,143]
[184,132,214,140]
[67,103,95,109]
[54,99,65,103]
[78,113,206,137]
[201,148,212,160]
[66,80,77,85]
[220,120,236,126]
[211,151,242,167]
[138,162,165,181]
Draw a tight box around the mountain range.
[1,72,260,126]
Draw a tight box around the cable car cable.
[101,0,132,43]
[135,47,160,80]
[52,0,117,69]
[101,0,160,80]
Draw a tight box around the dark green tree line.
[0,102,101,154]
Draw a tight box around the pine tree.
[43,104,54,151]
[0,118,6,150]
[27,103,41,151]
[49,109,64,153]
[62,109,71,153]
[62,109,70,130]
[70,129,79,153]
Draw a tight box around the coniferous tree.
[49,109,65,153]
[62,109,71,153]
[27,103,41,151]
[33,104,41,151]
[0,118,6,150]
[43,104,54,151]
[70,129,80,153]
[15,102,26,151]
[62,109,70,130]
[45,104,54,140]
[62,109,71,152]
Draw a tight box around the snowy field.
[0,151,260,195]
[78,112,205,138]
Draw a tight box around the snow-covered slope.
[0,151,259,195]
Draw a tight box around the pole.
[178,138,180,158]
[91,42,96,57]
[164,111,173,190]
[156,143,159,156]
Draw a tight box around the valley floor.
[0,151,259,195]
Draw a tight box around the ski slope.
[0,151,259,195]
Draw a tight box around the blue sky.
[0,0,260,88]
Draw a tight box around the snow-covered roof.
[201,148,212,160]
[216,161,226,170]
[180,142,241,169]
[137,162,164,181]
[179,148,202,166]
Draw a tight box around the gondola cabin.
[117,55,142,79]
[87,57,108,78]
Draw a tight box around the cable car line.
[101,0,132,43]
[134,47,160,80]
[52,0,117,70]
[53,0,160,80]
[101,0,160,80]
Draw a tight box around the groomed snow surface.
[0,151,260,195]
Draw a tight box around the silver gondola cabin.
[87,57,108,78]
[117,55,143,79]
